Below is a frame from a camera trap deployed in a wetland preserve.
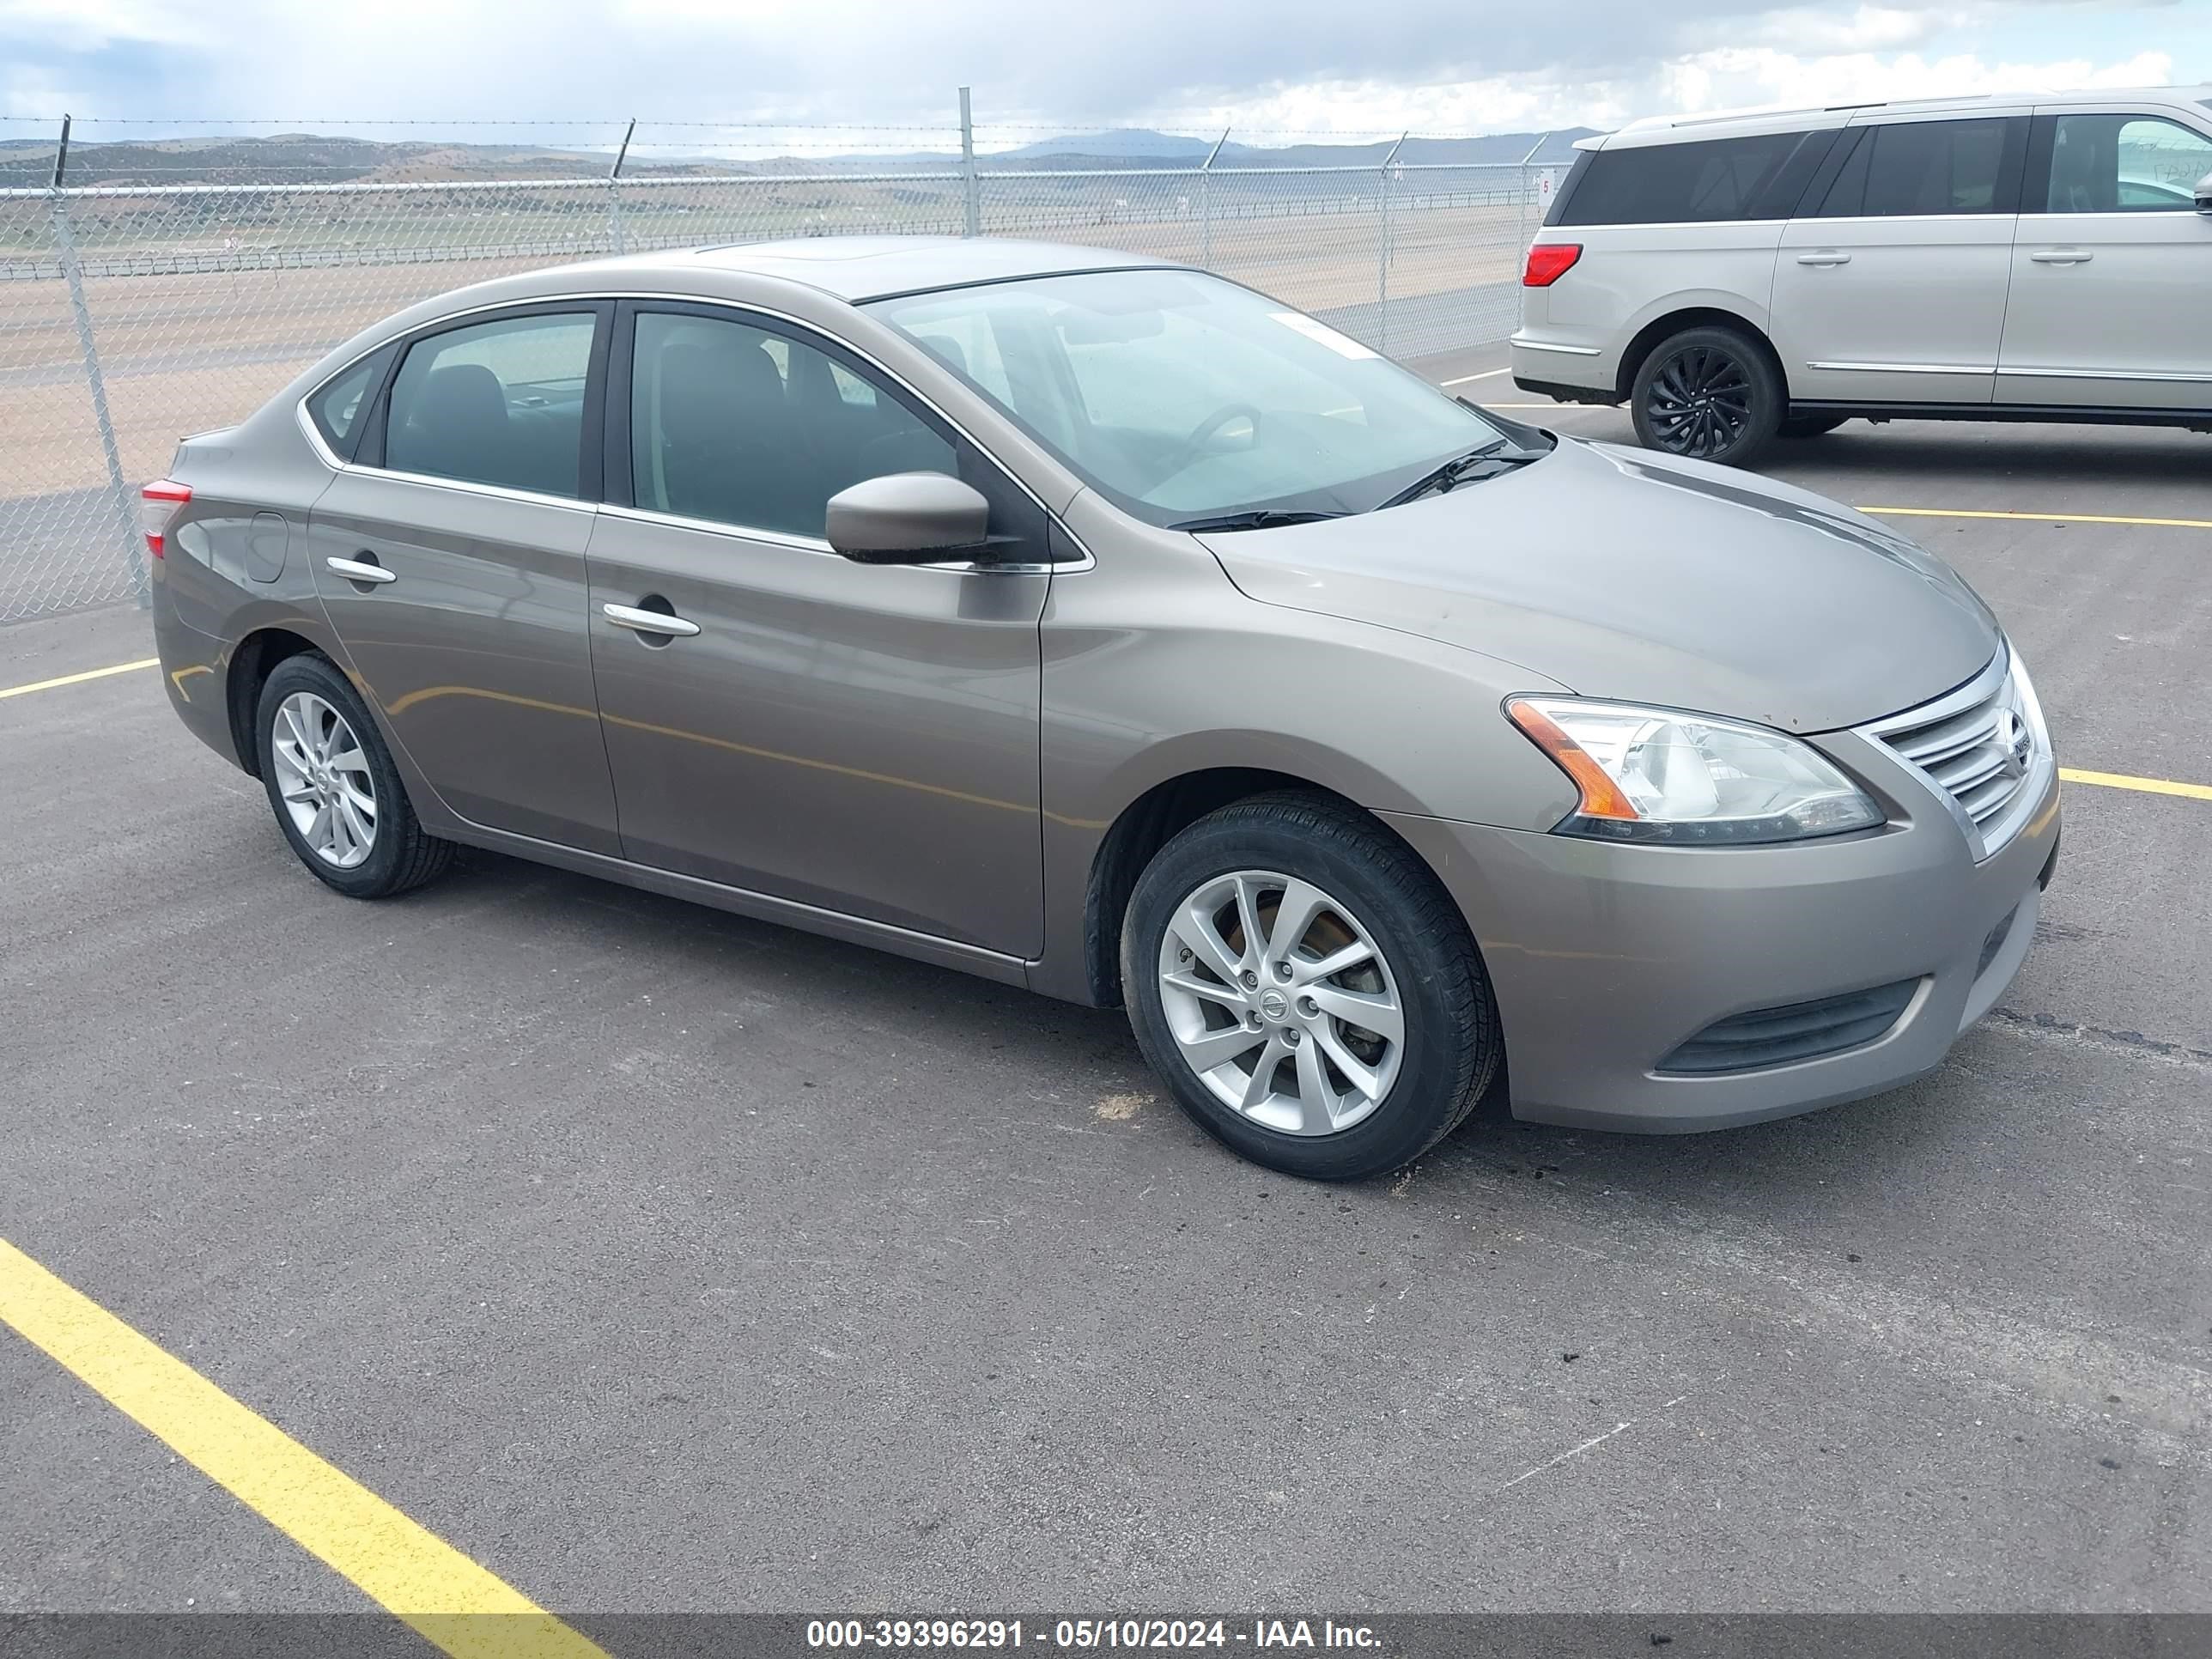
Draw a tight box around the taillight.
[1522,243,1583,287]
[140,479,191,559]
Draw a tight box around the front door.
[584,302,1051,957]
[1771,113,2028,405]
[306,303,621,854]
[1998,107,2212,410]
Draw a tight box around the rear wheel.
[1630,325,1783,466]
[254,653,454,899]
[1121,794,1499,1182]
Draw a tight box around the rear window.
[1553,131,1831,225]
[305,349,389,459]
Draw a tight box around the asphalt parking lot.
[3,344,2209,1644]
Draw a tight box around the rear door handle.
[1795,252,1851,266]
[603,601,701,638]
[2029,249,2094,264]
[325,555,396,585]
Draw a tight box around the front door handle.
[1795,252,1851,266]
[2028,249,2094,264]
[603,601,701,639]
[325,555,396,585]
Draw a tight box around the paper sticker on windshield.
[1269,312,1378,359]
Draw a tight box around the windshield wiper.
[1169,508,1350,532]
[1379,438,1539,509]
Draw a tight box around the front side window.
[1818,118,2017,216]
[866,269,1516,526]
[2045,114,2212,211]
[629,310,955,539]
[384,312,597,497]
[1556,131,1820,226]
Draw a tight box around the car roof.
[1592,82,2212,148]
[598,235,1181,302]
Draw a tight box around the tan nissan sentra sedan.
[147,238,2059,1181]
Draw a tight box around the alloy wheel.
[1644,344,1754,458]
[1155,869,1406,1137]
[270,691,378,869]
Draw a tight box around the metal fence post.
[1199,126,1230,268]
[1516,132,1548,253]
[48,117,147,607]
[958,88,981,236]
[607,118,635,254]
[1376,131,1406,355]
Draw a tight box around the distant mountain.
[0,125,1601,190]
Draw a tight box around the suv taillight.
[140,479,191,558]
[1522,243,1583,287]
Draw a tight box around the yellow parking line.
[0,657,159,700]
[1860,506,2212,531]
[2062,767,2212,803]
[0,1237,605,1659]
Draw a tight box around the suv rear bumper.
[1509,334,1618,402]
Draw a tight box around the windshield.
[865,268,1524,526]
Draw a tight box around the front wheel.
[1630,325,1783,467]
[1121,794,1499,1182]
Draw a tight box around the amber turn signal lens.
[1506,697,1640,820]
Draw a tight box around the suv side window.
[383,312,598,497]
[1816,118,2021,216]
[2043,113,2212,211]
[1554,131,1824,225]
[628,309,957,540]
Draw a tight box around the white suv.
[1510,86,2212,465]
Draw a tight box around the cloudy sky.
[2,0,2205,147]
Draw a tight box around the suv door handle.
[603,601,701,638]
[325,555,396,585]
[2029,249,2094,264]
[1795,252,1851,266]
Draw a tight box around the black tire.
[1121,793,1500,1182]
[1630,325,1784,467]
[253,652,454,899]
[1778,414,1848,440]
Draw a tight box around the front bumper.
[1380,760,2060,1133]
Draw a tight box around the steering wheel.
[1163,403,1265,477]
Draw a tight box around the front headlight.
[1507,696,1885,844]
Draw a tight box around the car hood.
[1199,438,2001,733]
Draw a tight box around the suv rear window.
[1552,130,1833,225]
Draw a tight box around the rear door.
[1998,106,2212,409]
[582,301,1052,957]
[304,301,622,854]
[1771,112,2029,404]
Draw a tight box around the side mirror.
[2197,170,2212,215]
[824,472,990,565]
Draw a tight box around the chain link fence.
[1,117,1560,623]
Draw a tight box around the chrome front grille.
[1859,647,2049,860]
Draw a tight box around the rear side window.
[383,312,598,497]
[2043,113,2212,211]
[1815,118,2021,216]
[1553,131,1826,225]
[628,309,955,539]
[305,349,389,459]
